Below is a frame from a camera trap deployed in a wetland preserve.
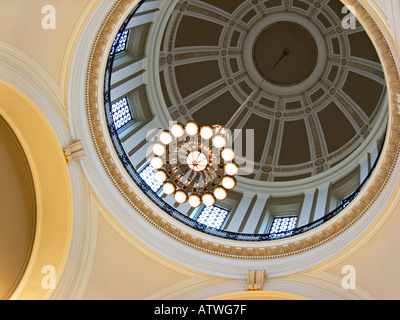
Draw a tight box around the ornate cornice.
[85,0,400,259]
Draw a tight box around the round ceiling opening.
[253,21,318,86]
[101,0,389,246]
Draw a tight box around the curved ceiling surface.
[103,0,388,243]
[157,0,387,183]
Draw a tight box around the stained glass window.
[196,205,229,230]
[113,30,129,54]
[139,164,162,193]
[111,97,133,130]
[269,216,297,235]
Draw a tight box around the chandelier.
[150,122,238,208]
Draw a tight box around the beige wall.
[81,213,200,300]
[0,0,94,85]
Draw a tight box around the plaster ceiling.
[158,0,387,182]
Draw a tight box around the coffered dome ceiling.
[157,0,386,182]
[101,0,389,246]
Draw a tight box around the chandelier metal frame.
[150,122,238,208]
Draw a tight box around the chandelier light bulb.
[185,122,199,136]
[171,123,185,138]
[221,176,236,190]
[224,163,239,176]
[174,190,188,204]
[213,124,229,138]
[154,169,168,183]
[187,151,208,172]
[159,130,173,145]
[188,194,201,208]
[200,126,213,140]
[221,148,235,162]
[150,156,163,170]
[162,182,176,195]
[152,143,166,156]
[202,193,216,207]
[213,187,227,200]
[212,134,227,149]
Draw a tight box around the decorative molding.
[246,269,266,291]
[145,272,374,300]
[63,140,85,163]
[397,93,400,115]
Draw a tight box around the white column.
[298,191,315,227]
[369,143,380,167]
[136,0,161,13]
[225,193,254,232]
[129,139,153,167]
[110,58,146,87]
[313,184,330,221]
[359,156,370,184]
[121,119,156,154]
[126,11,157,29]
[162,193,176,207]
[110,73,144,102]
[242,197,268,234]
[258,209,271,234]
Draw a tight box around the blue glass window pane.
[111,97,133,130]
[197,206,229,230]
[113,30,129,54]
[270,216,297,234]
[139,164,162,193]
